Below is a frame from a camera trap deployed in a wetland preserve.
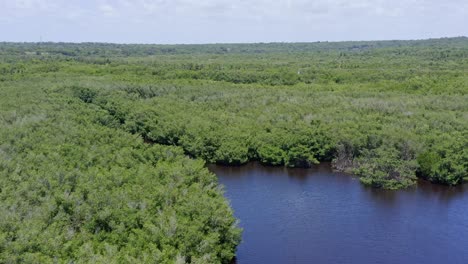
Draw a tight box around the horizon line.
[1,36,466,46]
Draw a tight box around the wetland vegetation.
[0,37,467,263]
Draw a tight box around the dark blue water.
[209,163,468,264]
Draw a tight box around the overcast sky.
[1,0,467,43]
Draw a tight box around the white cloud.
[99,3,118,17]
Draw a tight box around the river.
[208,162,468,264]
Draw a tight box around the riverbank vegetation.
[1,38,467,261]
[0,65,241,262]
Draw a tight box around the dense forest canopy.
[0,37,467,263]
[1,37,467,56]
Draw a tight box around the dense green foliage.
[0,75,240,262]
[0,38,467,262]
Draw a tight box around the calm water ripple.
[209,162,468,264]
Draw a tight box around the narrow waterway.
[209,162,468,264]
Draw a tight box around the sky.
[1,0,467,44]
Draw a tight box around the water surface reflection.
[209,162,468,264]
